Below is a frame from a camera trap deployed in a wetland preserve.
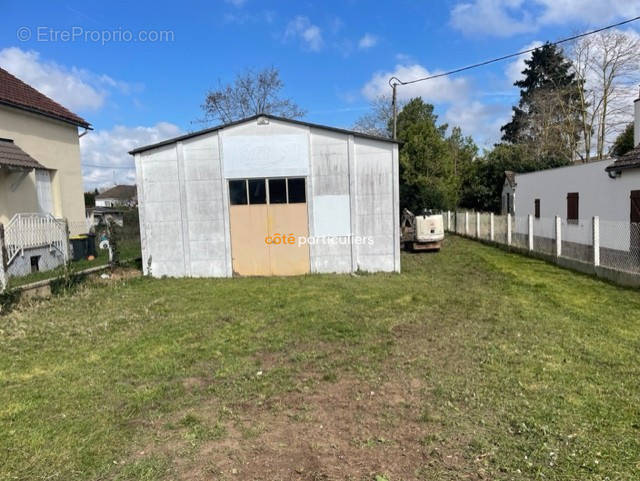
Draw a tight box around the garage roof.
[129,113,400,155]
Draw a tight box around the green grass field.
[1,236,639,480]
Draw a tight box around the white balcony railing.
[4,213,69,265]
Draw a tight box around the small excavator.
[400,208,445,251]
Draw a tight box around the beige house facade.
[0,67,90,235]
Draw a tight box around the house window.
[30,255,40,273]
[35,169,53,214]
[567,192,579,223]
[534,199,540,219]
[505,194,511,215]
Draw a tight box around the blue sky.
[1,0,639,188]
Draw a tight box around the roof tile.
[0,67,90,128]
[605,144,640,172]
[0,138,46,170]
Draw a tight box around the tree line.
[198,30,640,214]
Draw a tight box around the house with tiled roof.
[0,66,91,279]
[96,185,137,208]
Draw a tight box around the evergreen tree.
[610,123,635,157]
[501,43,582,164]
[397,98,476,212]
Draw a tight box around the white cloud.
[225,0,247,7]
[362,63,470,104]
[505,40,543,84]
[80,122,182,189]
[285,16,323,51]
[0,47,139,113]
[537,0,640,26]
[444,101,511,146]
[450,0,640,36]
[450,0,534,37]
[361,63,513,146]
[358,33,378,49]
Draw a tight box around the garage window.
[230,177,306,205]
[229,180,248,205]
[534,199,540,218]
[287,178,306,203]
[268,178,287,204]
[248,179,266,204]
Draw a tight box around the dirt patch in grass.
[180,376,466,481]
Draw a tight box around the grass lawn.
[1,236,639,480]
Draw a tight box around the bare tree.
[352,96,404,138]
[521,87,581,164]
[570,31,640,161]
[202,67,306,124]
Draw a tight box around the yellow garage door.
[229,177,310,276]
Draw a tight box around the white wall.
[514,160,640,250]
[135,117,399,277]
[353,137,399,272]
[308,128,352,273]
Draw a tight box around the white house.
[95,185,137,207]
[508,90,640,264]
[130,114,400,278]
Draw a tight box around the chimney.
[635,86,640,147]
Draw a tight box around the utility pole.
[389,77,401,140]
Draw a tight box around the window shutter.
[631,191,640,223]
[567,193,579,222]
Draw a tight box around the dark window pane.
[248,178,266,204]
[229,180,247,205]
[287,178,306,203]
[269,178,287,204]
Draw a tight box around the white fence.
[5,213,68,265]
[444,211,640,276]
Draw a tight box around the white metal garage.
[130,114,400,277]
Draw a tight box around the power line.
[388,15,640,87]
[82,164,133,169]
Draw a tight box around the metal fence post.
[476,212,480,238]
[507,213,512,246]
[0,224,7,292]
[465,212,469,236]
[555,216,562,257]
[528,214,534,251]
[490,213,495,241]
[593,216,600,267]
